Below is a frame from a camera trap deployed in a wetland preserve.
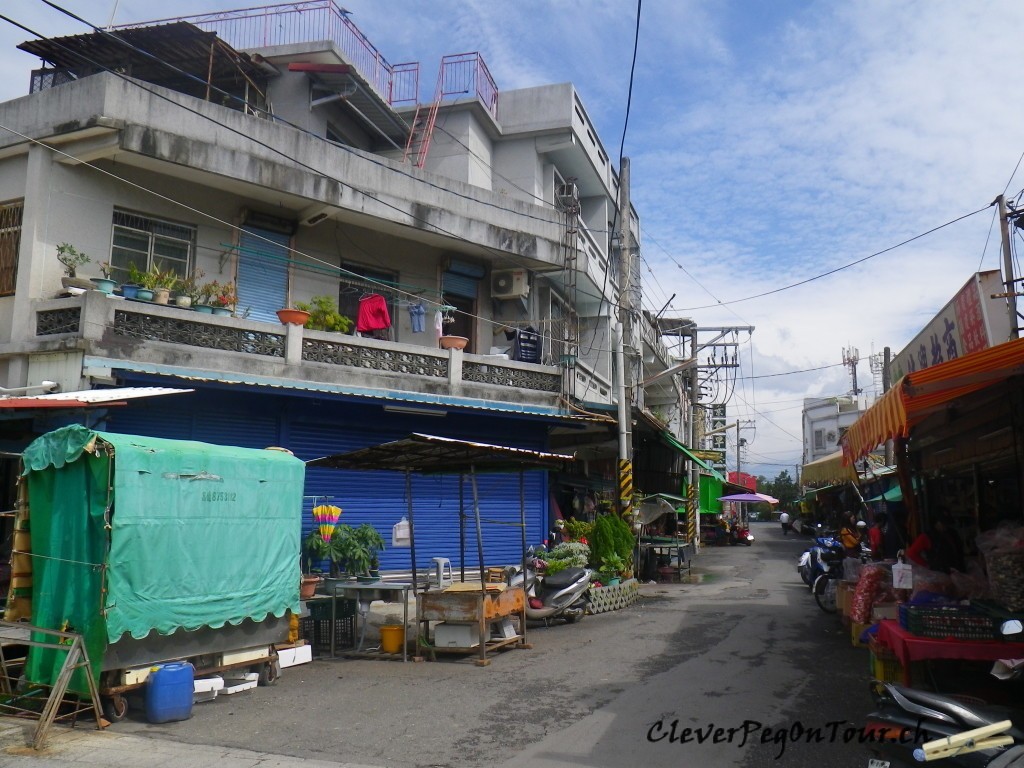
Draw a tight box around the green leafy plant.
[56,243,90,277]
[126,262,145,287]
[590,514,635,572]
[176,268,205,303]
[295,295,353,333]
[304,527,346,577]
[562,519,593,542]
[544,541,590,569]
[597,553,625,581]
[143,263,179,291]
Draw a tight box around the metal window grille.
[109,209,195,284]
[0,200,23,296]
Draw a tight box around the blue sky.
[2,1,1023,480]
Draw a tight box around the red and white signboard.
[891,271,1012,381]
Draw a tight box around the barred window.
[0,200,23,296]
[110,210,195,284]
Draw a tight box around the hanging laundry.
[408,303,426,333]
[433,310,444,342]
[504,326,542,363]
[356,294,391,333]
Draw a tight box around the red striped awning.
[842,336,1024,463]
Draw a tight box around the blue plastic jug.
[145,662,194,723]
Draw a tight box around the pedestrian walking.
[779,510,791,535]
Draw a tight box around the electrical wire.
[678,204,994,311]
[0,13,633,334]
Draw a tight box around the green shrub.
[591,514,635,570]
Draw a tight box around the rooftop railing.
[122,1,419,106]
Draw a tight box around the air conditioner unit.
[490,269,529,300]
[555,182,579,209]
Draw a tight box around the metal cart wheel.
[103,694,128,722]
[255,660,279,687]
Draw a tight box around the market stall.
[308,433,574,666]
[4,425,305,719]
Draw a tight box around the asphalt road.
[96,521,876,767]
[1,522,878,767]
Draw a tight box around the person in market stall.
[868,513,888,560]
[839,512,862,557]
[906,511,965,574]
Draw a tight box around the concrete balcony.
[22,292,566,413]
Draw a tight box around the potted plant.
[438,306,468,350]
[147,264,179,305]
[174,268,203,309]
[120,262,145,300]
[56,242,93,291]
[596,554,624,587]
[194,279,219,313]
[345,523,386,582]
[92,261,117,295]
[211,281,237,316]
[293,295,352,333]
[302,505,347,587]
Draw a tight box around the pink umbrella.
[718,492,779,504]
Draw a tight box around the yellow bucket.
[379,625,405,655]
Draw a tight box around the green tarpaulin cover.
[21,425,304,692]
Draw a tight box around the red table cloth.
[875,619,1024,684]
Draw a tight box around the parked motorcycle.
[797,530,843,588]
[729,521,754,546]
[864,620,1024,767]
[507,549,592,625]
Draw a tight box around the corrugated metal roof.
[93,357,602,424]
[308,433,574,474]
[30,387,193,403]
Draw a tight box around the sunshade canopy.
[718,492,779,504]
[308,433,574,474]
[801,450,856,486]
[843,336,1024,463]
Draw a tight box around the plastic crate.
[308,597,356,621]
[898,604,997,640]
[299,616,355,654]
[851,620,872,648]
[868,638,902,683]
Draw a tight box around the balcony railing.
[439,53,498,119]
[124,1,419,106]
[33,294,561,399]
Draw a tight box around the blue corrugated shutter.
[442,271,478,299]
[237,228,289,322]
[107,382,548,573]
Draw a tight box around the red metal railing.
[439,52,497,118]
[119,1,419,106]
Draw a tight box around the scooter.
[507,550,592,625]
[797,529,843,588]
[863,619,1024,767]
[729,522,754,546]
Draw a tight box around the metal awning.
[308,433,574,474]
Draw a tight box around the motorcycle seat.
[889,685,1023,732]
[543,568,588,589]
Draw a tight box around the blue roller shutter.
[442,271,478,299]
[237,227,289,322]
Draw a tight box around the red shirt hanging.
[356,294,391,332]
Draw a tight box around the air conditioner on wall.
[490,269,529,300]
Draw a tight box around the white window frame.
[109,209,195,283]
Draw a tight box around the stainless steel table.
[316,581,412,661]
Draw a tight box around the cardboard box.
[872,602,899,621]
[434,622,480,648]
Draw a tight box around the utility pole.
[997,194,1019,340]
[614,157,633,517]
[842,346,861,399]
[883,346,893,466]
